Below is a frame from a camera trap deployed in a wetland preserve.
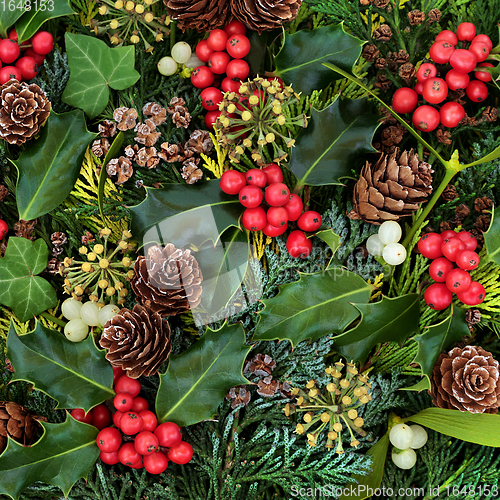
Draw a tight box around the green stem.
[40,312,66,328]
[170,20,176,50]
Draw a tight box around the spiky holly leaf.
[484,206,500,266]
[0,417,99,500]
[333,294,420,365]
[156,323,250,426]
[253,267,372,347]
[0,238,56,322]
[7,322,114,411]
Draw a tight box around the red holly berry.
[456,231,477,251]
[114,375,141,398]
[262,222,287,237]
[446,267,471,293]
[120,412,143,435]
[154,422,183,448]
[418,233,444,259]
[239,185,263,208]
[297,211,322,232]
[283,194,303,221]
[262,164,283,185]
[168,441,193,465]
[265,183,290,207]
[31,31,54,55]
[219,169,246,195]
[455,250,480,271]
[71,408,93,425]
[114,393,134,412]
[96,427,122,453]
[424,283,453,310]
[245,169,267,188]
[0,220,8,240]
[242,206,267,231]
[134,431,159,456]
[456,281,486,305]
[131,397,149,413]
[143,450,169,474]
[118,442,142,467]
[91,404,112,430]
[441,237,465,262]
[99,450,120,465]
[286,230,312,259]
[429,257,454,283]
[138,410,157,432]
[267,206,288,227]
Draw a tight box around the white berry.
[389,423,414,449]
[366,234,385,256]
[409,425,428,449]
[383,242,407,266]
[171,41,192,64]
[392,448,417,469]
[61,298,83,321]
[64,319,89,342]
[158,56,177,76]
[80,301,100,327]
[99,304,120,327]
[378,220,402,244]
[184,53,204,68]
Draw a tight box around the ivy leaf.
[253,267,372,347]
[7,322,114,411]
[483,206,500,266]
[333,294,420,365]
[62,33,140,118]
[130,180,242,248]
[0,238,56,322]
[156,323,251,426]
[287,98,380,191]
[273,23,363,94]
[13,110,96,221]
[15,0,73,42]
[404,306,470,391]
[0,417,99,500]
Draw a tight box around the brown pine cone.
[428,8,441,22]
[164,0,232,32]
[0,185,8,201]
[373,24,392,42]
[98,119,117,138]
[0,81,51,145]
[226,386,251,408]
[441,185,458,201]
[131,243,203,317]
[474,196,493,214]
[0,401,41,453]
[257,376,280,397]
[408,9,425,25]
[430,346,500,414]
[362,44,379,62]
[181,160,203,184]
[350,148,433,224]
[100,305,171,378]
[244,354,276,377]
[142,102,167,126]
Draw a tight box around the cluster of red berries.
[219,165,322,258]
[391,22,493,132]
[73,367,192,474]
[0,29,54,84]
[418,230,486,310]
[191,20,251,129]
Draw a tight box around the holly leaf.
[156,323,251,426]
[0,8,23,39]
[62,33,140,118]
[130,180,242,248]
[404,306,470,391]
[333,294,420,365]
[15,0,73,42]
[483,205,500,266]
[13,110,96,221]
[273,23,364,94]
[7,321,114,411]
[252,267,372,347]
[0,417,99,500]
[0,238,56,322]
[287,98,380,191]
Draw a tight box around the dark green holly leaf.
[287,98,380,191]
[62,33,140,118]
[404,306,470,391]
[130,180,242,248]
[253,267,372,347]
[156,323,250,426]
[484,206,500,266]
[0,417,99,500]
[7,322,114,411]
[0,238,56,322]
[273,24,363,95]
[14,110,97,221]
[0,8,23,39]
[333,294,420,365]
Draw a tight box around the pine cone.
[164,0,232,32]
[131,243,203,317]
[0,81,50,145]
[350,148,433,224]
[100,304,172,378]
[430,346,500,414]
[0,401,41,453]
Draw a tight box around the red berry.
[129,456,143,469]
[208,51,230,74]
[435,30,458,46]
[414,81,424,95]
[440,230,457,240]
[114,375,141,397]
[283,194,303,221]
[267,206,288,227]
[143,450,169,474]
[468,42,489,63]
[424,283,453,310]
[245,169,267,188]
[456,281,486,305]
[226,59,249,80]
[15,56,38,80]
[449,49,477,74]
[441,237,466,262]
[445,69,470,91]
[224,19,247,36]
[219,169,246,195]
[242,206,267,231]
[31,31,53,55]
[456,22,476,42]
[99,450,119,465]
[71,408,93,425]
[207,29,228,52]
[154,422,183,447]
[191,66,215,89]
[472,34,493,51]
[455,250,480,271]
[262,164,283,185]
[204,110,221,130]
[118,442,142,467]
[446,267,471,293]
[112,366,125,386]
[239,185,263,208]
[24,48,45,65]
[429,257,455,283]
[226,34,251,59]
[195,40,214,63]
[134,431,159,456]
[114,392,134,412]
[412,106,440,132]
[131,397,149,413]
[392,87,418,114]
[263,222,288,237]
[297,211,322,232]
[475,62,494,83]
[422,78,448,104]
[456,231,477,251]
[221,77,241,93]
[91,404,112,430]
[286,230,312,259]
[167,441,193,465]
[120,412,143,435]
[0,39,20,64]
[113,411,123,428]
[200,87,223,111]
[265,183,290,207]
[96,427,122,453]
[429,41,455,64]
[440,102,465,128]
[138,410,157,432]
[466,80,488,103]
[418,233,444,259]
[416,63,437,82]
[0,66,21,85]
[0,220,8,239]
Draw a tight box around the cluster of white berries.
[158,42,202,76]
[62,298,120,342]
[366,221,407,266]
[389,423,428,469]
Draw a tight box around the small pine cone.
[442,185,458,201]
[408,9,425,25]
[81,231,95,245]
[428,8,441,22]
[135,119,161,147]
[455,203,470,220]
[0,81,51,145]
[46,257,62,274]
[482,106,499,123]
[388,49,409,66]
[362,44,379,62]
[475,214,491,232]
[439,221,453,233]
[52,246,63,258]
[142,102,167,126]
[226,386,251,408]
[98,119,117,138]
[164,0,232,32]
[374,74,392,90]
[474,196,494,214]
[167,99,191,129]
[381,125,405,148]
[131,243,203,317]
[184,130,213,155]
[398,62,416,82]
[114,107,138,131]
[244,353,276,377]
[350,148,433,224]
[256,376,280,397]
[374,58,387,70]
[373,0,390,8]
[181,160,203,184]
[373,24,392,42]
[465,308,481,326]
[135,147,159,168]
[436,127,452,145]
[0,401,41,453]
[430,346,500,414]
[100,305,172,378]
[107,157,133,185]
[158,142,184,163]
[91,138,110,158]
[0,185,8,201]
[124,144,138,159]
[280,381,293,398]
